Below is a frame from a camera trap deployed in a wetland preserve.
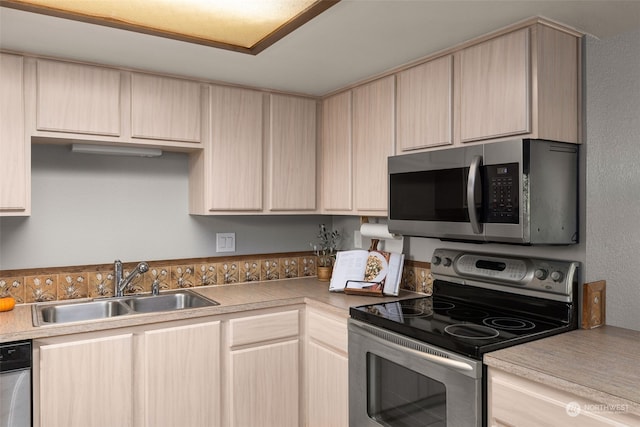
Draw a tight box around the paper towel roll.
[360,223,399,240]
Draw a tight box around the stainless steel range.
[348,248,579,427]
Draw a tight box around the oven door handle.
[387,338,475,372]
[467,155,483,235]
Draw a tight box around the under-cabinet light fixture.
[71,144,163,158]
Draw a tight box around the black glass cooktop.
[350,282,577,360]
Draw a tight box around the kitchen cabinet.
[192,85,264,212]
[458,24,580,144]
[24,57,205,150]
[33,318,221,427]
[320,91,353,212]
[396,55,453,152]
[33,332,135,427]
[352,75,395,214]
[267,94,317,211]
[0,53,29,216]
[305,306,349,427]
[227,309,300,427]
[190,90,317,214]
[488,367,640,427]
[140,321,221,427]
[130,73,203,143]
[35,59,121,137]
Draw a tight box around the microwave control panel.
[484,163,519,224]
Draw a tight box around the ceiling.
[1,0,639,96]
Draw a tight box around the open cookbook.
[329,249,404,296]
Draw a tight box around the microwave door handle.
[467,155,483,234]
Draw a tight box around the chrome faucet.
[114,260,149,297]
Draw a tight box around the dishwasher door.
[0,341,31,427]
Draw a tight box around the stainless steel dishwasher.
[0,341,31,427]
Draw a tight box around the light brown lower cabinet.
[34,332,134,427]
[32,304,351,427]
[488,367,640,427]
[227,309,300,427]
[305,306,349,427]
[33,319,221,427]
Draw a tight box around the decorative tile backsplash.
[0,252,431,305]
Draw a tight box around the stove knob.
[443,257,452,267]
[551,271,564,282]
[534,269,548,280]
[431,255,441,266]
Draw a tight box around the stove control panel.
[431,248,579,301]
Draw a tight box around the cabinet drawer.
[307,309,347,354]
[229,310,299,347]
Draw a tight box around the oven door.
[349,319,482,427]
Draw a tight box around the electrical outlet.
[216,232,236,253]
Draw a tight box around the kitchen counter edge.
[0,277,420,343]
[484,325,640,416]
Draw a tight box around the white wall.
[0,144,326,269]
[585,28,640,331]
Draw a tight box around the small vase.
[317,266,333,282]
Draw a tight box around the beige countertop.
[0,277,419,343]
[484,326,640,416]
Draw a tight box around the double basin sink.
[32,290,219,326]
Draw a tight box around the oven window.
[367,353,446,427]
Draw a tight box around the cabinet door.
[397,55,453,151]
[131,73,202,142]
[141,321,221,427]
[36,59,121,136]
[352,76,395,213]
[307,341,348,427]
[488,368,640,427]
[0,53,28,214]
[229,340,299,427]
[459,28,531,142]
[209,85,263,211]
[320,91,352,212]
[35,334,134,427]
[268,94,316,211]
[306,308,349,427]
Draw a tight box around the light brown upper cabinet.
[189,90,317,215]
[320,91,352,212]
[35,59,121,137]
[130,73,203,143]
[0,53,29,216]
[457,24,580,144]
[352,76,395,214]
[396,55,453,152]
[190,85,264,213]
[267,94,317,212]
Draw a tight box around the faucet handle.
[152,279,160,296]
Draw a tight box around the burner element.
[447,308,489,321]
[433,301,455,311]
[444,324,500,340]
[483,317,536,331]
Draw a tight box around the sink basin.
[32,290,219,326]
[35,299,132,325]
[122,291,219,313]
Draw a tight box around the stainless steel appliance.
[0,341,31,427]
[349,248,579,427]
[387,139,579,244]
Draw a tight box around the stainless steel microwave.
[388,139,579,245]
